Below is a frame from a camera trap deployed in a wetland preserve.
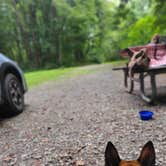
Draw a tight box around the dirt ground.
[0,64,166,166]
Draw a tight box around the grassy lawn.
[106,59,127,66]
[25,66,94,88]
[25,60,127,88]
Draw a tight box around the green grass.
[25,60,127,88]
[105,59,127,66]
[25,66,94,88]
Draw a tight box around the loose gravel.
[0,64,166,166]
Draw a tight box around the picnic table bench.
[113,43,166,104]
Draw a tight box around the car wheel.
[3,73,24,115]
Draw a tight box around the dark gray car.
[0,53,27,115]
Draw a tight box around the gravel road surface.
[0,64,166,166]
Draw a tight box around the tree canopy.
[0,0,165,69]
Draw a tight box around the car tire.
[2,73,24,115]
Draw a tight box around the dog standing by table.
[105,141,155,166]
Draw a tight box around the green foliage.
[0,0,165,70]
[153,0,166,34]
[124,15,159,47]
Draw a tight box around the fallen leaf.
[75,160,85,166]
[3,154,14,162]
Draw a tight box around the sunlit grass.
[25,60,127,88]
[105,59,127,66]
[25,67,93,88]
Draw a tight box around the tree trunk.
[12,0,33,67]
[56,35,62,66]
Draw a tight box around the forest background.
[0,0,165,70]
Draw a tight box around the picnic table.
[113,43,166,104]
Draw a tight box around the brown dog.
[105,141,155,166]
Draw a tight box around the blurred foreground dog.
[105,141,155,166]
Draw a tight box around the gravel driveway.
[0,64,166,166]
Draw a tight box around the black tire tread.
[2,73,24,116]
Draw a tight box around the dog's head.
[105,141,155,166]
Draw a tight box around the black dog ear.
[119,48,133,57]
[126,48,134,57]
[135,49,147,59]
[105,142,121,166]
[137,141,155,166]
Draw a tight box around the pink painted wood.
[120,43,166,68]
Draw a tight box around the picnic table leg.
[123,69,134,93]
[150,73,157,102]
[139,73,157,103]
[124,69,128,87]
[139,73,152,103]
